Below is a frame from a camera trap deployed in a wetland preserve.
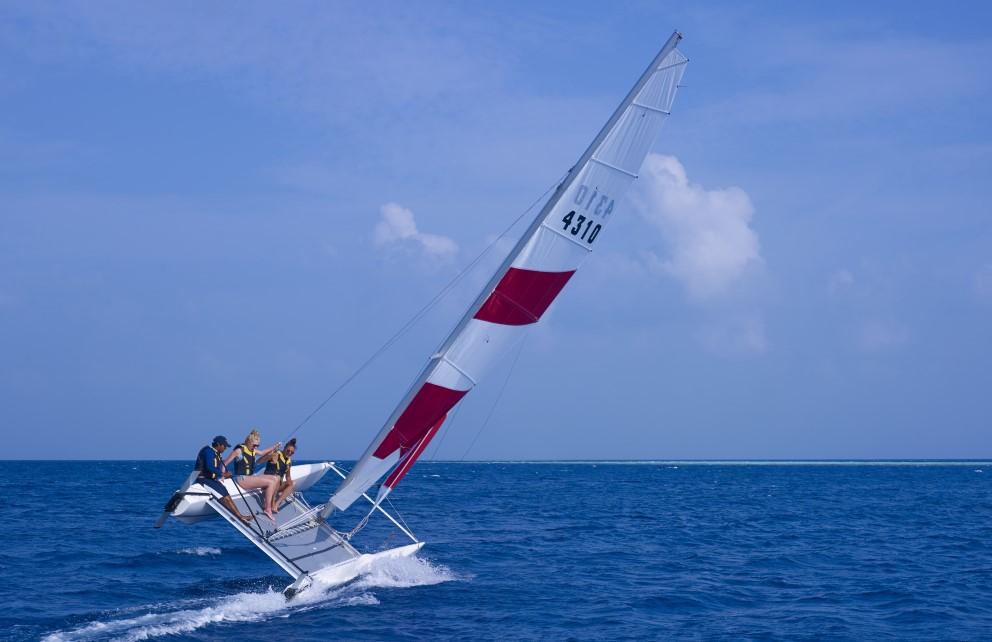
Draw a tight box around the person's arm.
[224,447,242,467]
[258,443,281,465]
[258,443,280,461]
[285,463,293,485]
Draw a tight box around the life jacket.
[234,443,257,476]
[265,450,292,478]
[194,445,222,480]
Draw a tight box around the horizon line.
[3,458,990,465]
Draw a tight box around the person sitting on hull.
[195,435,253,524]
[264,438,297,513]
[224,428,281,521]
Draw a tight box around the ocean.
[5,460,992,641]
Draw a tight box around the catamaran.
[156,30,688,599]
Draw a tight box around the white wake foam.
[175,546,221,556]
[42,553,457,641]
[42,591,288,642]
[353,552,458,589]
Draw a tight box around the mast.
[326,30,688,515]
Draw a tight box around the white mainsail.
[328,31,688,513]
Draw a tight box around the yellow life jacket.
[234,444,257,476]
[265,450,291,478]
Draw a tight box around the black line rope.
[232,478,267,539]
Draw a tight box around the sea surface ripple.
[4,460,991,640]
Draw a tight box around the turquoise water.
[5,461,992,640]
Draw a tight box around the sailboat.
[156,30,688,598]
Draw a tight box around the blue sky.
[2,2,990,460]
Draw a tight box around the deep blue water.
[4,461,992,641]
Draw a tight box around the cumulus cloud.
[632,154,762,300]
[374,202,458,260]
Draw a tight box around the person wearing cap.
[194,436,253,525]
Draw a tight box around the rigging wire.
[459,332,528,461]
[283,173,566,442]
[385,497,414,537]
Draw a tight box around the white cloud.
[858,319,910,352]
[632,154,762,300]
[374,202,458,261]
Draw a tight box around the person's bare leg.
[261,476,278,516]
[262,477,277,519]
[270,482,286,513]
[236,476,276,520]
[221,495,252,523]
[271,480,296,513]
[262,475,282,511]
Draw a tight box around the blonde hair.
[245,428,261,446]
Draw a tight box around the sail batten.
[328,32,688,513]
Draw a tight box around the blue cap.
[212,435,230,447]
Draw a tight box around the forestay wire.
[459,332,527,461]
[283,173,567,442]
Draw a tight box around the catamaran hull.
[284,541,425,599]
[311,541,424,587]
[169,462,332,524]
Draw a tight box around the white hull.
[312,542,425,587]
[170,462,332,523]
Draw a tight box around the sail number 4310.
[561,210,602,244]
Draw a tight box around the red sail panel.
[474,268,575,325]
[382,414,446,490]
[372,383,466,459]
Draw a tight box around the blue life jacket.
[194,445,222,480]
